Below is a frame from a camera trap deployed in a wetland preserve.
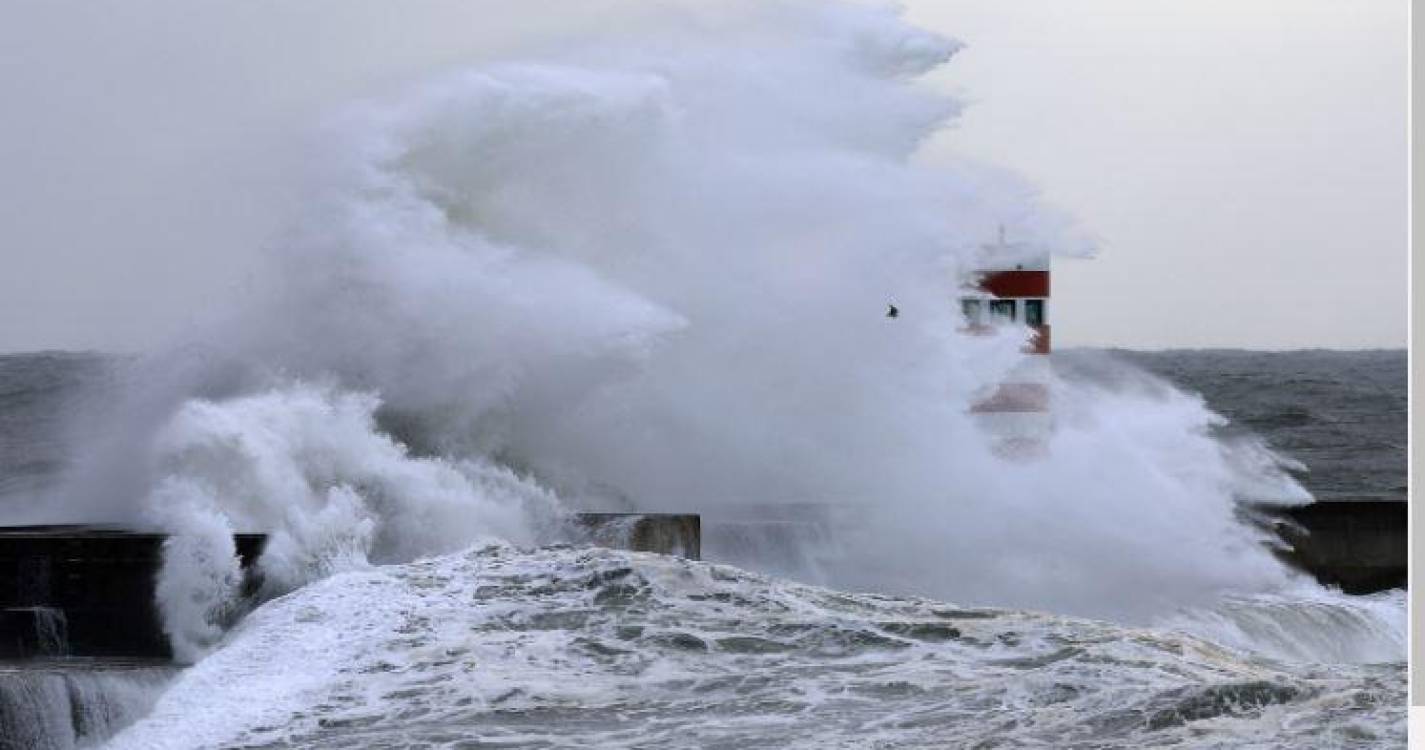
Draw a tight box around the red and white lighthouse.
[960,227,1051,457]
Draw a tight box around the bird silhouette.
[887,304,899,319]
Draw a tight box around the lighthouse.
[960,227,1051,457]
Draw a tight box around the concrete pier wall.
[0,504,1397,662]
[0,527,265,659]
[0,514,701,660]
[0,662,174,750]
[1264,501,1406,594]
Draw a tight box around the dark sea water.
[1107,349,1406,504]
[0,352,113,502]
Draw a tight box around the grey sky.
[908,0,1408,349]
[0,1,1407,352]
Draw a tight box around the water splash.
[31,609,67,659]
[1162,586,1406,666]
[0,664,172,750]
[32,0,1336,661]
[143,383,563,661]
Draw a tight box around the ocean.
[0,349,1406,748]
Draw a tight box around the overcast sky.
[908,0,1408,349]
[0,1,1407,352]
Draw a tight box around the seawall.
[0,513,701,661]
[1263,500,1406,594]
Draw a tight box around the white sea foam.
[142,384,562,661]
[105,546,1405,750]
[1162,586,1407,666]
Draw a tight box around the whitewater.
[0,1,1404,747]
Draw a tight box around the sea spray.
[140,383,563,660]
[33,0,1348,661]
[150,484,244,664]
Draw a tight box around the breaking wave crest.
[146,384,562,661]
[1163,587,1406,666]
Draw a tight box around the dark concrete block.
[1262,501,1406,594]
[0,607,67,659]
[0,527,265,659]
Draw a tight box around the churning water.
[0,1,1405,747]
[105,548,1405,750]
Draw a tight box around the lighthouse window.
[961,299,983,323]
[1024,299,1045,326]
[989,299,1016,322]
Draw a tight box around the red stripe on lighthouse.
[978,271,1049,298]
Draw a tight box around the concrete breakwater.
[0,514,701,748]
[0,527,266,659]
[0,504,1402,662]
[0,661,173,750]
[0,514,701,661]
[1262,500,1406,594]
